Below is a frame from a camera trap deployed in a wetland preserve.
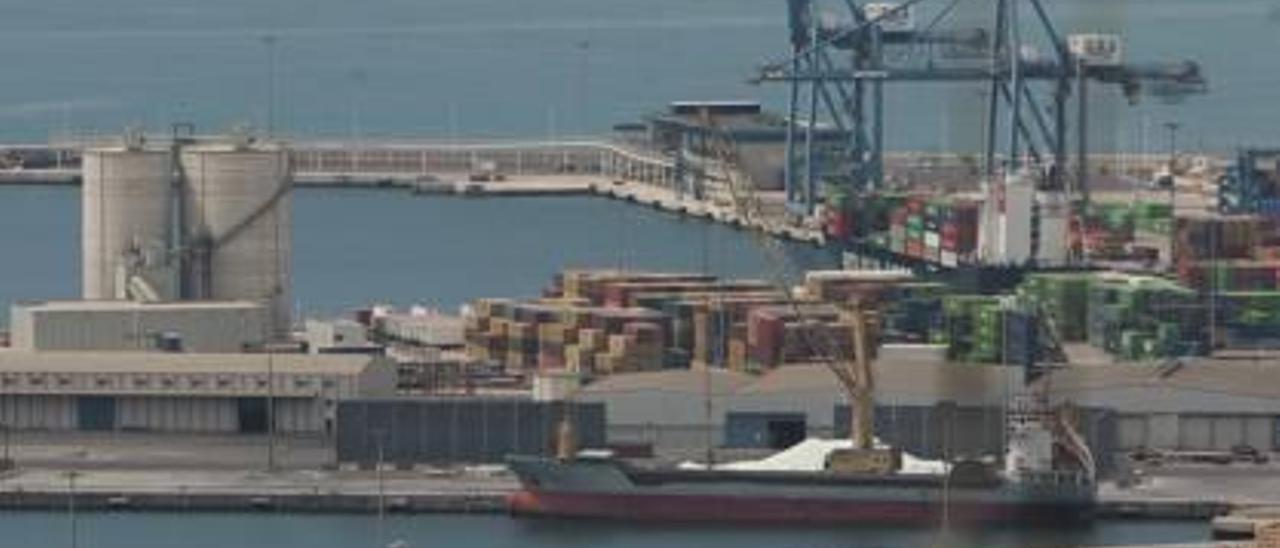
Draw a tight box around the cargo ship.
[508,391,1097,525]
[506,270,1097,525]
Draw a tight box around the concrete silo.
[81,143,177,301]
[179,140,293,338]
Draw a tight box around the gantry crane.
[760,0,1208,217]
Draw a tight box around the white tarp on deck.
[680,438,949,475]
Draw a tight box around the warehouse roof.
[1040,360,1280,401]
[579,368,755,397]
[0,350,378,375]
[741,362,1018,405]
[15,300,263,312]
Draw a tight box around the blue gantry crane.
[760,0,1208,216]
[1220,148,1280,216]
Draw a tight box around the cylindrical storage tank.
[82,147,175,301]
[180,142,292,339]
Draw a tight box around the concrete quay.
[0,465,1241,518]
[0,468,513,514]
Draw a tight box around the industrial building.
[577,360,1280,469]
[10,300,268,353]
[1043,361,1280,453]
[578,361,1018,455]
[0,351,394,434]
[80,133,293,344]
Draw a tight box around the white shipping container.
[941,250,959,268]
[381,314,466,347]
[924,231,941,249]
[925,245,942,262]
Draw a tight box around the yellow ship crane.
[694,107,897,474]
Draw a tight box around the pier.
[0,137,1217,249]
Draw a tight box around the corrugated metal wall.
[0,395,75,429]
[0,395,327,434]
[1119,413,1278,451]
[336,399,605,466]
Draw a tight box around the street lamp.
[267,348,276,472]
[1163,122,1181,173]
[347,68,368,172]
[373,429,387,548]
[576,40,591,136]
[67,470,80,548]
[1162,122,1181,270]
[262,35,279,138]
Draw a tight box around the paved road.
[1103,463,1280,506]
[3,431,333,471]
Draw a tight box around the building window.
[216,376,232,389]
[96,377,111,388]
[27,375,45,386]
[1,375,15,387]
[57,376,72,387]
[134,376,150,388]
[189,376,205,389]
[161,377,175,389]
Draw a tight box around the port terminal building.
[0,351,394,434]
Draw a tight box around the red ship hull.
[508,489,1085,525]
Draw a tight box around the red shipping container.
[826,210,851,240]
[891,207,910,225]
[941,223,959,250]
[905,240,925,258]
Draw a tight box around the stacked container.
[1019,273,1091,342]
[943,295,1006,363]
[1087,274,1204,360]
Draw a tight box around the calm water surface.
[0,0,1277,151]
[0,513,1210,548]
[0,186,834,320]
[0,0,1269,543]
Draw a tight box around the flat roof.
[1037,359,1280,401]
[0,351,376,375]
[15,300,265,312]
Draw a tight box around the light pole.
[67,470,80,548]
[262,35,278,138]
[1163,122,1181,270]
[575,40,591,136]
[347,68,367,172]
[374,429,386,548]
[1163,122,1181,173]
[2,422,11,469]
[267,348,276,471]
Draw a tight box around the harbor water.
[0,0,1274,543]
[0,513,1210,548]
[0,0,1277,151]
[0,186,835,321]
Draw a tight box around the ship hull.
[506,456,1095,525]
[509,489,1088,525]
